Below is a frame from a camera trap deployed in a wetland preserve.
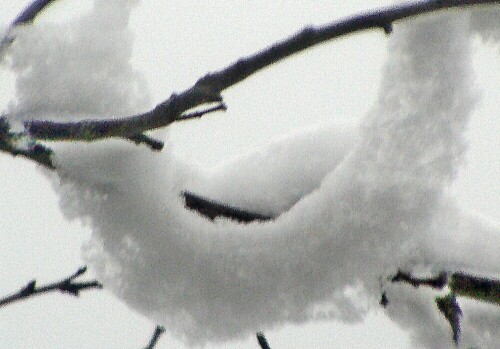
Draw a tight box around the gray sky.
[1,1,498,349]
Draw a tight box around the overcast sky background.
[1,1,499,349]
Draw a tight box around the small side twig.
[126,133,164,151]
[0,266,103,308]
[256,332,272,349]
[143,326,166,349]
[178,103,227,122]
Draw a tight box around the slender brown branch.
[143,326,166,349]
[0,266,103,308]
[21,0,498,146]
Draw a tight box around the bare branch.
[0,266,103,308]
[143,326,166,349]
[21,0,498,145]
[182,191,274,223]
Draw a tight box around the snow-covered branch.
[1,0,497,169]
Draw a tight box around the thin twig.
[20,0,497,145]
[178,103,227,122]
[143,326,166,349]
[0,266,103,308]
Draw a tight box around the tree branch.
[12,0,60,26]
[256,332,272,349]
[387,269,499,345]
[18,0,498,145]
[436,293,462,345]
[390,269,448,289]
[0,266,103,308]
[0,116,55,168]
[389,269,500,304]
[143,326,166,349]
[449,272,500,305]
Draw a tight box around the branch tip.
[144,325,166,349]
[256,332,272,349]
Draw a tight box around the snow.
[2,1,499,348]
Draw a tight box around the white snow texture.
[3,1,499,348]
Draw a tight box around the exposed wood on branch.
[183,191,274,223]
[0,266,102,308]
